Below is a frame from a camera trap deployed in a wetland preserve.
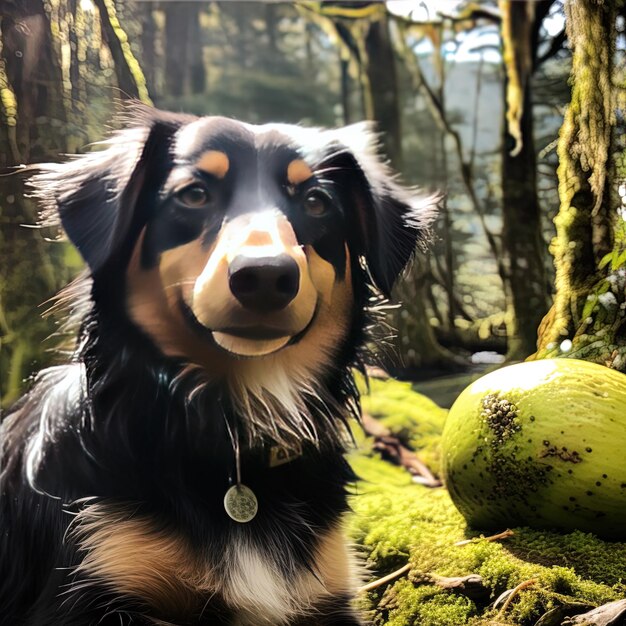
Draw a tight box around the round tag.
[224,484,258,523]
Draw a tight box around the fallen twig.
[496,578,538,620]
[455,528,515,546]
[358,563,411,594]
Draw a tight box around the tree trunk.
[363,13,402,169]
[533,0,624,370]
[340,55,352,125]
[499,1,550,360]
[164,2,206,97]
[94,0,151,103]
[188,5,206,94]
[500,81,549,360]
[1,0,66,163]
[140,2,157,98]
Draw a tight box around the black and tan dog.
[0,106,434,625]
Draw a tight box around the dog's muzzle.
[189,211,318,357]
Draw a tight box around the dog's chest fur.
[72,502,354,624]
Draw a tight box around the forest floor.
[347,376,626,626]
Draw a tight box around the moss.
[373,579,476,626]
[348,378,626,625]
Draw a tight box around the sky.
[387,0,566,64]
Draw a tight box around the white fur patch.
[225,539,300,623]
[224,532,356,625]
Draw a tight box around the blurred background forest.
[1,0,625,407]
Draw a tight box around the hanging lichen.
[499,0,535,157]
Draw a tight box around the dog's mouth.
[215,325,292,341]
[180,299,315,357]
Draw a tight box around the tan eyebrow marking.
[287,159,313,185]
[195,150,230,179]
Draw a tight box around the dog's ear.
[28,108,189,272]
[317,124,438,296]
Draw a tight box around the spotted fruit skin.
[441,359,626,539]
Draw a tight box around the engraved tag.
[224,484,258,523]
[269,443,303,468]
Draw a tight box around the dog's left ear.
[27,107,190,273]
[319,124,438,296]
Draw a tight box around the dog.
[0,105,434,625]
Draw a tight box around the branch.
[399,36,503,269]
[535,28,567,68]
[358,564,410,594]
[437,6,501,24]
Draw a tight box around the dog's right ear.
[28,108,190,272]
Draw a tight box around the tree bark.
[340,55,352,125]
[1,0,66,163]
[188,5,206,94]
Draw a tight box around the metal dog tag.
[224,484,258,523]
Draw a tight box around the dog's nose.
[228,254,300,313]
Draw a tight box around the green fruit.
[441,359,626,539]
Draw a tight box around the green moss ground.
[347,377,626,625]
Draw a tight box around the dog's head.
[32,106,434,384]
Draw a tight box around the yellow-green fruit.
[441,359,626,539]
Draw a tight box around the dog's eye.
[304,192,329,217]
[177,184,211,208]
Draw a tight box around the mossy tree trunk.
[534,0,625,371]
[140,3,157,99]
[93,0,151,103]
[0,0,70,405]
